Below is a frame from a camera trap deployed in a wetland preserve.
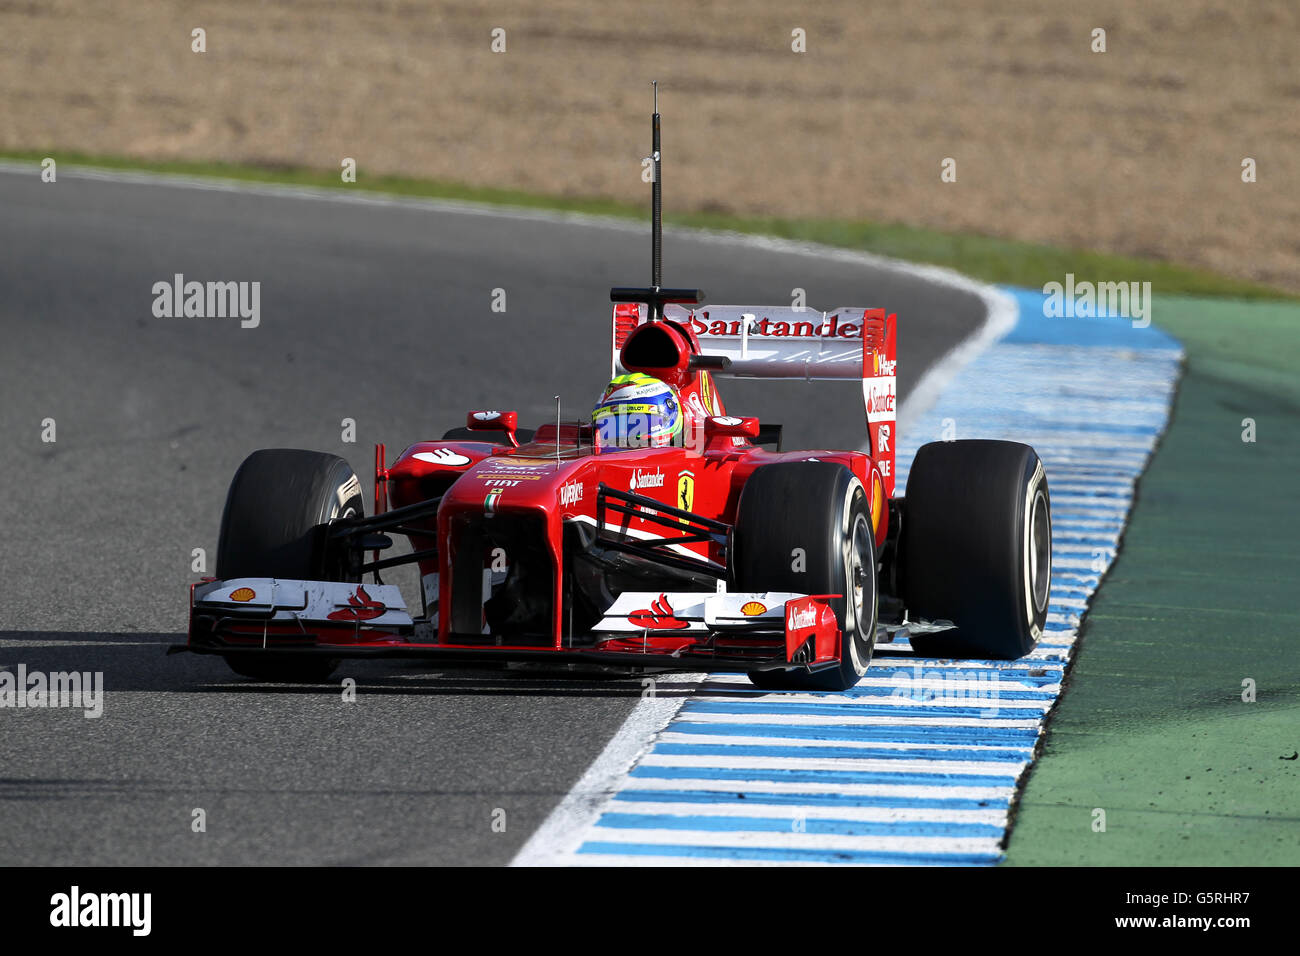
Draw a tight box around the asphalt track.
[0,167,987,865]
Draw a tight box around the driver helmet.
[592,372,681,448]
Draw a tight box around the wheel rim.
[323,499,361,582]
[1028,488,1051,613]
[844,509,874,670]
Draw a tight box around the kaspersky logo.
[558,480,583,507]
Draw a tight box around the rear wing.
[612,303,898,496]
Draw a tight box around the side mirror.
[704,415,760,445]
[466,410,519,447]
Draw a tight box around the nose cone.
[444,450,591,517]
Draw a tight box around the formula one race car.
[178,93,1052,691]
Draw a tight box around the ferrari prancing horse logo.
[677,470,695,520]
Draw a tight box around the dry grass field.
[2,1,1297,290]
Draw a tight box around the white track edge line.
[510,676,706,866]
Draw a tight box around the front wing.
[180,578,843,676]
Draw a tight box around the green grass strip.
[1004,296,1300,865]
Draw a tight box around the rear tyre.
[216,449,364,682]
[900,440,1051,660]
[733,462,877,691]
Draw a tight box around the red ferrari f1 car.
[180,96,1052,691]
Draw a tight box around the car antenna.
[607,83,703,323]
[554,394,561,464]
[650,79,662,318]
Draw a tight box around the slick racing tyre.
[216,449,364,682]
[734,462,877,692]
[900,440,1051,660]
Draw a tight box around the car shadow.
[871,645,922,659]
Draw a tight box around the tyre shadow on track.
[871,646,923,659]
[0,631,701,698]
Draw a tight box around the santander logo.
[685,314,864,339]
[629,468,665,491]
[865,379,896,415]
[787,604,819,630]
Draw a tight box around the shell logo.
[740,601,767,616]
[229,587,256,603]
[871,471,884,532]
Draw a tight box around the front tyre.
[215,448,364,682]
[900,440,1051,659]
[733,462,877,691]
